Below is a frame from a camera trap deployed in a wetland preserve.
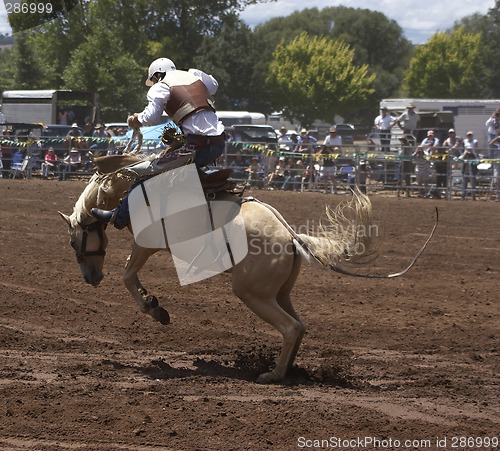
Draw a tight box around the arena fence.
[1,134,499,201]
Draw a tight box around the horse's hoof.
[157,307,170,325]
[256,371,283,384]
[146,295,159,309]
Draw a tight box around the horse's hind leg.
[276,253,304,373]
[238,293,305,384]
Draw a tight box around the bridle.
[72,220,107,263]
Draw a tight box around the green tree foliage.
[194,16,257,110]
[453,1,500,97]
[62,27,143,121]
[0,49,15,94]
[254,7,412,120]
[403,28,486,98]
[268,33,375,128]
[2,0,274,121]
[10,31,45,89]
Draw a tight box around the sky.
[0,0,496,44]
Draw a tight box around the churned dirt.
[0,178,498,451]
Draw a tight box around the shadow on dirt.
[102,346,363,387]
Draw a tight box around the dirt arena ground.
[0,178,498,451]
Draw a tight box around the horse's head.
[59,211,109,287]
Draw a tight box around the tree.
[10,31,45,89]
[403,28,487,98]
[453,1,500,97]
[63,27,143,121]
[253,7,412,121]
[194,16,257,110]
[268,33,375,128]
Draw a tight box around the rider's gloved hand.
[127,114,142,129]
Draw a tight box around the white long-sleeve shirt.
[137,69,225,136]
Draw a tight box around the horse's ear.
[58,211,72,226]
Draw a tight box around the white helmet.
[145,58,176,86]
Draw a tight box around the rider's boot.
[91,207,116,224]
[91,206,128,230]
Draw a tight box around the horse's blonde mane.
[73,172,132,225]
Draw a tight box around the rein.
[73,220,107,263]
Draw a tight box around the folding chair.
[9,156,30,179]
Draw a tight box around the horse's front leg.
[123,243,170,325]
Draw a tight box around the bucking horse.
[59,128,437,383]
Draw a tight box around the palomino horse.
[59,151,436,383]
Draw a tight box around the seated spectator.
[59,148,82,181]
[281,158,299,191]
[228,150,248,180]
[267,156,287,189]
[246,155,264,187]
[41,147,58,178]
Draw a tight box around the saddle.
[198,168,242,195]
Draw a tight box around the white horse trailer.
[1,90,99,126]
[380,98,500,151]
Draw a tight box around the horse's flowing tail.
[255,190,438,279]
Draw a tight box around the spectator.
[412,147,431,198]
[489,135,500,201]
[354,160,372,194]
[317,145,338,194]
[289,132,300,153]
[430,144,449,199]
[398,135,414,198]
[374,107,394,152]
[66,123,82,151]
[420,130,440,153]
[460,131,479,200]
[393,103,420,141]
[277,126,288,142]
[59,148,82,181]
[41,147,58,178]
[442,128,463,158]
[298,129,317,155]
[228,150,248,180]
[246,155,264,187]
[485,109,500,158]
[58,109,69,125]
[281,158,298,191]
[293,160,306,190]
[90,123,110,155]
[267,156,286,189]
[322,126,342,154]
[1,128,13,179]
